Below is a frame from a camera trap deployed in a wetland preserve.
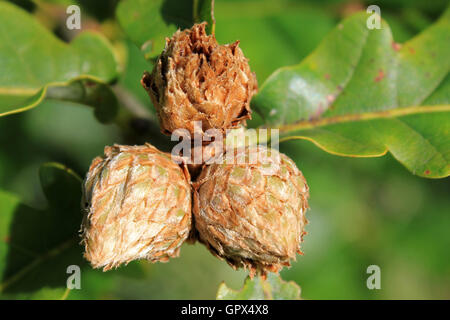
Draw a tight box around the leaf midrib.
[277,104,449,133]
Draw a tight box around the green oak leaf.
[116,0,214,58]
[252,9,450,178]
[0,2,119,117]
[217,274,301,300]
[0,163,84,294]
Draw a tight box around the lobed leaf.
[252,9,450,178]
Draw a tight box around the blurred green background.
[0,0,449,299]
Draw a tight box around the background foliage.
[0,0,449,299]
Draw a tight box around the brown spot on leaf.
[324,73,331,80]
[391,41,401,51]
[374,69,385,82]
[408,47,416,54]
[424,170,431,175]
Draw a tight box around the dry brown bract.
[81,144,191,271]
[192,146,309,277]
[142,22,258,136]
